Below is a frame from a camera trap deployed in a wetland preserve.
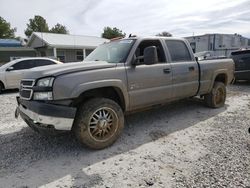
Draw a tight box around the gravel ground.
[0,84,250,188]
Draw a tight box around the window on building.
[40,51,46,57]
[76,50,84,61]
[86,49,94,57]
[57,50,65,62]
[218,35,223,48]
[231,37,236,47]
[209,43,213,50]
[240,38,246,46]
[165,40,192,62]
[190,42,196,53]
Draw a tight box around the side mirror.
[143,46,158,65]
[6,66,14,72]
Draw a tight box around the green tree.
[156,31,172,37]
[101,27,126,39]
[0,16,16,38]
[50,23,69,34]
[25,15,49,37]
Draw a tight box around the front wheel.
[73,98,124,149]
[204,82,226,108]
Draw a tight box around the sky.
[0,0,250,38]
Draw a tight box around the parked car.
[231,50,250,81]
[0,57,62,93]
[195,51,227,61]
[15,36,234,149]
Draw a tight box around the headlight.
[33,92,53,100]
[36,77,54,87]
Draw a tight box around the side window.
[165,40,192,62]
[33,60,55,68]
[135,40,166,64]
[12,60,33,70]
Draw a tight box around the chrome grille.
[20,79,35,87]
[20,79,35,100]
[20,89,33,100]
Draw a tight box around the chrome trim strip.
[21,79,35,87]
[19,105,73,131]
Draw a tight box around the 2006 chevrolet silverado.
[15,36,234,149]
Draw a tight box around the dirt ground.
[0,84,250,188]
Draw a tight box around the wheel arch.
[72,86,127,111]
[0,80,5,89]
[209,70,228,92]
[214,73,228,85]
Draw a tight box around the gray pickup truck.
[16,36,234,149]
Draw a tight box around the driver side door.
[5,60,32,89]
[126,39,173,111]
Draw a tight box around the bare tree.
[156,31,172,37]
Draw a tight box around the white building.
[185,33,250,57]
[27,32,109,62]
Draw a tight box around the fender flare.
[209,69,228,91]
[70,79,129,110]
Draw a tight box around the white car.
[0,57,62,93]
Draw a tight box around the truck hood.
[22,61,117,79]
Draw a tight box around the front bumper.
[16,97,76,131]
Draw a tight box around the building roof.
[0,39,22,47]
[0,47,35,51]
[185,33,250,39]
[27,32,109,49]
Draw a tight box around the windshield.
[84,39,135,63]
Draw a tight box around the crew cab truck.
[15,36,234,149]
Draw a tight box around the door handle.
[189,66,195,71]
[163,68,171,74]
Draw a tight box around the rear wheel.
[73,98,124,149]
[204,82,226,108]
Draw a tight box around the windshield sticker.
[119,40,133,44]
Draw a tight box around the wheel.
[204,82,226,108]
[73,98,124,149]
[0,82,4,94]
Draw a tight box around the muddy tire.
[204,82,226,108]
[73,98,124,149]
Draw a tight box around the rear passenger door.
[165,40,199,99]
